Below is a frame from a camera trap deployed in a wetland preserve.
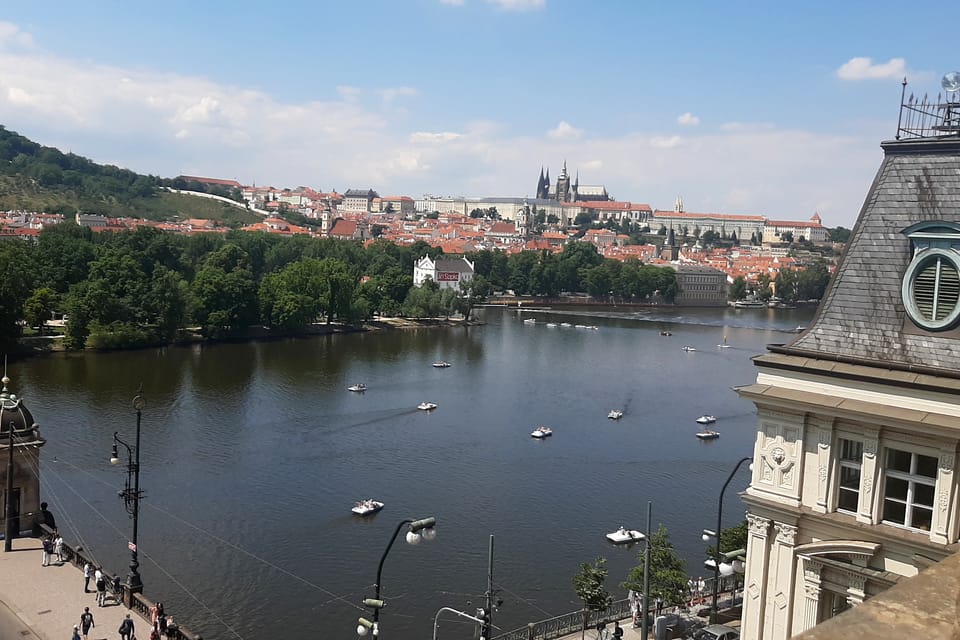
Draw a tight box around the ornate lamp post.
[357,517,437,638]
[110,391,145,603]
[702,456,751,624]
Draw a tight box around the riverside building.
[734,76,960,639]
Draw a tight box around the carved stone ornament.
[940,490,950,511]
[941,454,955,473]
[818,429,831,449]
[863,439,878,459]
[774,523,797,545]
[747,513,770,536]
[772,447,786,465]
[803,582,821,599]
[818,465,828,480]
[863,477,873,497]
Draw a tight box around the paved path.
[0,537,145,640]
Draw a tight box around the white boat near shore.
[352,499,384,516]
[606,526,645,544]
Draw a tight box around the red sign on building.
[437,272,460,282]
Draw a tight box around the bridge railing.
[492,599,632,640]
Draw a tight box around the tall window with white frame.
[882,449,937,532]
[837,439,863,513]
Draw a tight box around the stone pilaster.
[796,560,822,634]
[931,452,955,544]
[857,436,879,524]
[814,428,831,513]
[741,513,771,640]
[764,522,797,640]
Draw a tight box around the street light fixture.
[358,516,437,637]
[110,391,146,603]
[702,456,752,625]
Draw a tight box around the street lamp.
[702,456,751,624]
[110,391,146,602]
[357,517,437,637]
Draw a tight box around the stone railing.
[39,525,203,640]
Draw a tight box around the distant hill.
[0,125,260,225]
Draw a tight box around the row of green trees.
[0,223,679,353]
[728,260,831,301]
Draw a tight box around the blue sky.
[1,1,956,228]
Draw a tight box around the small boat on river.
[347,383,367,392]
[606,526,645,544]
[531,426,553,438]
[696,415,716,424]
[696,430,720,440]
[418,402,438,411]
[352,499,384,516]
[607,410,624,420]
[432,361,452,368]
[681,346,697,352]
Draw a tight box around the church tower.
[536,167,548,200]
[556,160,571,203]
[517,199,531,238]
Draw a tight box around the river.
[13,304,814,639]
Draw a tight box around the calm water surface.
[16,305,814,639]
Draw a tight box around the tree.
[781,231,794,244]
[455,275,491,321]
[705,520,747,559]
[729,276,747,301]
[190,244,259,337]
[622,525,688,607]
[24,287,58,335]
[828,227,851,243]
[573,556,613,640]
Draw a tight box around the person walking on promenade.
[79,607,95,640]
[119,613,135,640]
[95,571,107,607]
[54,532,64,563]
[151,602,163,627]
[72,624,81,640]
[41,536,52,566]
[83,562,92,592]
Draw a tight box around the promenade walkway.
[0,537,146,640]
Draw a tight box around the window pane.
[916,454,938,479]
[915,483,935,508]
[912,506,933,531]
[887,449,912,473]
[840,439,863,462]
[883,499,906,524]
[840,466,860,489]
[885,477,909,501]
[838,488,859,512]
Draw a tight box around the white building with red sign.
[413,255,475,290]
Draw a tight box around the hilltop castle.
[535,161,609,203]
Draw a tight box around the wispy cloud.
[439,0,465,5]
[546,121,582,140]
[836,57,907,81]
[409,131,462,144]
[487,0,546,11]
[677,112,700,127]
[379,87,418,103]
[650,135,682,149]
[0,22,34,49]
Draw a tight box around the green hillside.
[0,125,260,226]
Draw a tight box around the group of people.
[81,562,117,607]
[688,576,708,607]
[40,531,64,566]
[72,599,177,640]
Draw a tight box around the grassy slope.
[0,176,261,226]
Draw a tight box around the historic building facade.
[0,375,45,539]
[413,255,475,290]
[734,118,960,638]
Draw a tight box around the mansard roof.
[782,137,960,374]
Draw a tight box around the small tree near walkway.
[573,556,613,640]
[621,524,688,608]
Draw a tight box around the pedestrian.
[72,624,81,640]
[612,621,623,640]
[697,576,706,603]
[83,562,92,592]
[118,613,135,640]
[41,536,52,566]
[54,532,64,563]
[79,607,95,640]
[151,602,164,627]
[149,623,161,640]
[95,571,107,607]
[656,595,664,616]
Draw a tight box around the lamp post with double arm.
[110,391,145,604]
[357,517,437,638]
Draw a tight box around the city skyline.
[1,1,956,228]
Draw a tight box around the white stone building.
[413,255,475,290]
[733,129,960,639]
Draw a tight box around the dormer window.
[901,222,960,331]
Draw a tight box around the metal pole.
[128,394,143,594]
[641,501,651,640]
[432,607,483,640]
[711,457,751,625]
[373,518,414,634]
[4,422,13,552]
[484,534,494,640]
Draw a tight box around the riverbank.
[13,316,481,360]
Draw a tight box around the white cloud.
[486,0,546,10]
[677,112,700,127]
[439,0,465,4]
[547,121,582,140]
[836,57,907,81]
[0,22,34,49]
[410,131,463,144]
[650,135,682,149]
[379,87,418,103]
[336,85,362,101]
